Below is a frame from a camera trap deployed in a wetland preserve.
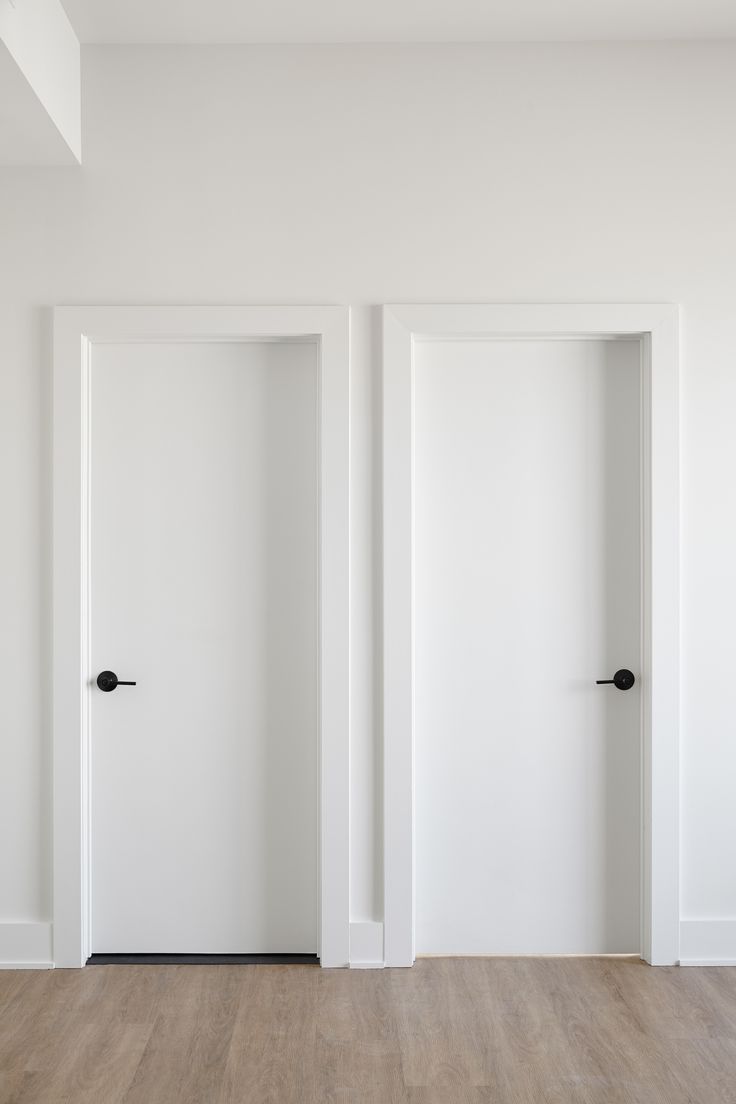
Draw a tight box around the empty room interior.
[1,0,736,1100]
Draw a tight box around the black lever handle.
[596,669,635,691]
[97,670,136,693]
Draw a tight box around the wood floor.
[2,957,736,1103]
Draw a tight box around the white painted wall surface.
[0,43,735,960]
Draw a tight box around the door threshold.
[415,952,640,960]
[86,953,320,966]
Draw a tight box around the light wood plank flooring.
[2,957,736,1103]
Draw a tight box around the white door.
[90,340,319,954]
[414,338,641,955]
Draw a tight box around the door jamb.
[53,305,350,968]
[382,303,680,967]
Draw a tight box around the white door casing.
[53,306,350,968]
[383,304,680,967]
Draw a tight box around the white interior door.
[90,340,319,954]
[414,338,641,955]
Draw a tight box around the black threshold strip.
[86,953,320,966]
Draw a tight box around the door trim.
[53,305,350,968]
[382,303,680,967]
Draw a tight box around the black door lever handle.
[596,669,635,691]
[97,670,136,693]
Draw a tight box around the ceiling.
[0,41,79,165]
[60,0,736,44]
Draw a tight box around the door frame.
[53,305,350,968]
[382,303,680,967]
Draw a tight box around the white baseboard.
[349,921,384,968]
[17,919,732,970]
[0,922,53,969]
[679,920,736,966]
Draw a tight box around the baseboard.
[349,921,384,968]
[0,922,53,969]
[679,920,736,966]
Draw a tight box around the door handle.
[97,670,136,693]
[596,669,636,691]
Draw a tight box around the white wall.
[1,43,735,959]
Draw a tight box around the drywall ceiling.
[60,0,736,44]
[0,40,78,163]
